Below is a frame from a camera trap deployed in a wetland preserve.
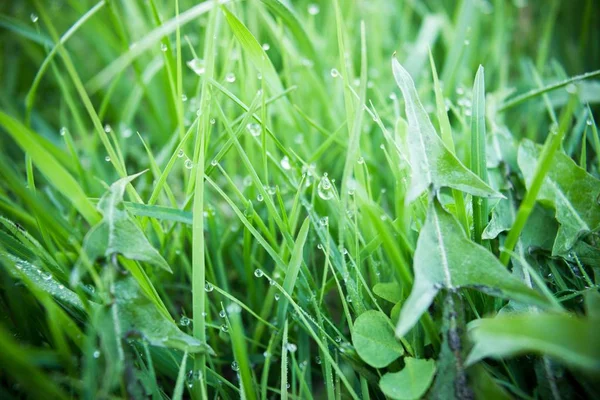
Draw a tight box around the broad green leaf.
[391,57,500,204]
[115,277,214,355]
[396,198,551,338]
[76,172,171,276]
[482,192,513,240]
[466,313,600,373]
[379,357,436,400]
[352,311,404,368]
[429,293,472,400]
[518,139,600,255]
[373,282,403,304]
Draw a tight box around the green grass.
[1,0,600,399]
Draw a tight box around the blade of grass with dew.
[470,66,489,245]
[0,111,99,225]
[276,217,310,327]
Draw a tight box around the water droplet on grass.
[261,43,270,51]
[247,123,261,137]
[319,216,329,226]
[317,174,334,200]
[204,282,214,292]
[187,58,205,75]
[308,4,320,15]
[225,72,236,83]
[177,149,185,158]
[180,316,191,326]
[160,43,167,52]
[330,68,339,78]
[181,94,188,102]
[231,361,239,371]
[219,310,226,318]
[30,13,39,23]
[185,160,194,169]
[254,269,264,278]
[280,156,291,170]
[93,350,101,358]
[105,156,111,162]
[286,343,297,353]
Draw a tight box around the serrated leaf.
[379,357,436,400]
[352,310,403,368]
[76,172,171,274]
[396,197,552,338]
[391,57,500,204]
[518,139,600,255]
[373,282,403,303]
[466,313,600,373]
[115,277,214,355]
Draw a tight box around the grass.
[1,0,600,399]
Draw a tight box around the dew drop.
[219,310,226,318]
[317,175,334,200]
[104,124,112,133]
[30,13,39,23]
[93,350,101,358]
[187,58,206,75]
[357,156,365,164]
[257,194,264,202]
[464,39,470,46]
[180,316,191,326]
[319,216,329,226]
[220,324,229,333]
[204,282,214,292]
[247,122,261,137]
[105,156,111,162]
[286,343,297,353]
[315,356,322,364]
[335,336,342,343]
[587,119,593,126]
[274,293,280,301]
[254,269,264,278]
[308,4,320,15]
[330,68,339,78]
[231,361,239,371]
[210,159,218,167]
[160,43,167,52]
[227,303,241,314]
[41,272,52,281]
[280,156,291,170]
[181,94,188,102]
[261,43,270,51]
[225,72,236,83]
[177,149,185,158]
[60,127,67,136]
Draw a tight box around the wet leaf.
[379,357,436,400]
[352,310,403,368]
[518,139,600,255]
[396,197,552,338]
[76,172,171,277]
[391,57,500,204]
[466,313,600,373]
[373,282,403,304]
[115,277,214,355]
